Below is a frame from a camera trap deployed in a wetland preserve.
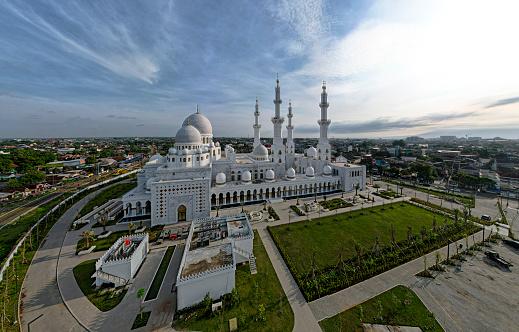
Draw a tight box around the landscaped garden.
[318,198,353,210]
[268,202,481,301]
[373,189,401,199]
[73,259,127,311]
[145,245,175,301]
[319,285,443,332]
[174,230,294,332]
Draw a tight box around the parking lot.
[416,240,519,331]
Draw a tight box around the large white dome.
[242,170,252,183]
[307,147,317,158]
[175,125,201,144]
[306,166,315,178]
[266,169,275,181]
[286,167,295,180]
[215,172,226,186]
[253,144,268,156]
[182,113,212,135]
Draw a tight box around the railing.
[94,270,127,285]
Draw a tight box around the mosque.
[122,78,366,226]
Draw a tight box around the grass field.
[319,285,443,332]
[175,230,294,332]
[73,259,127,311]
[78,182,136,218]
[270,202,453,271]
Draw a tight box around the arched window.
[178,205,186,221]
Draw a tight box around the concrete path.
[257,228,322,332]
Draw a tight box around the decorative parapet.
[95,233,149,270]
[178,263,235,283]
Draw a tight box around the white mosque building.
[122,78,366,226]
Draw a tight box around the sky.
[1,0,519,139]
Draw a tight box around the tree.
[373,184,381,192]
[409,162,438,183]
[99,209,108,232]
[80,230,95,249]
[137,288,146,319]
[203,292,212,316]
[355,183,360,196]
[393,139,406,148]
[85,156,97,164]
[423,257,428,273]
[435,251,441,269]
[128,222,135,235]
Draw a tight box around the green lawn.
[270,202,452,271]
[78,182,136,218]
[72,259,127,311]
[175,230,294,332]
[145,246,175,301]
[319,285,443,332]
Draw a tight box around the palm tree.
[137,288,146,319]
[128,222,135,235]
[435,251,441,269]
[99,209,108,232]
[80,230,95,249]
[240,203,245,213]
[355,184,360,196]
[373,184,381,192]
[314,194,317,202]
[215,206,220,217]
[341,189,344,198]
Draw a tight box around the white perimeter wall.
[177,268,235,310]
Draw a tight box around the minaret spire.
[272,75,285,167]
[317,81,331,163]
[253,98,262,148]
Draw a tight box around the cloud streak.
[485,97,519,109]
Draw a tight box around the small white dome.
[196,148,202,154]
[306,166,315,178]
[149,154,162,163]
[168,148,177,155]
[215,172,226,185]
[203,146,209,153]
[209,141,215,148]
[182,149,189,155]
[242,170,252,183]
[175,125,201,144]
[253,144,268,156]
[323,165,332,176]
[286,167,295,180]
[266,169,275,181]
[215,142,220,147]
[146,177,156,190]
[307,147,317,158]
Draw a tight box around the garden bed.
[318,198,353,210]
[73,259,127,311]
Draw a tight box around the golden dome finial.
[187,116,190,125]
[276,73,279,84]
[196,104,199,114]
[256,96,258,103]
[322,80,326,89]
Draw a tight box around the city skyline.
[1,0,519,139]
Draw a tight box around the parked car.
[502,239,519,250]
[481,215,491,221]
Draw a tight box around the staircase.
[93,270,128,286]
[249,254,257,275]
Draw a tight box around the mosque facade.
[122,78,366,226]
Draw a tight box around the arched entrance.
[178,205,187,222]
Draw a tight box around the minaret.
[286,100,295,153]
[271,75,285,168]
[253,98,261,148]
[285,100,296,169]
[317,81,331,164]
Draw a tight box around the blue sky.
[1,0,519,138]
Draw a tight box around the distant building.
[405,136,425,144]
[439,136,456,142]
[437,150,461,158]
